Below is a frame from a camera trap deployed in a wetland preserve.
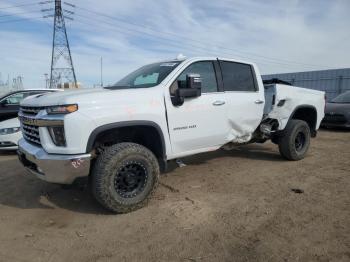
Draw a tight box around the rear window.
[220,61,256,92]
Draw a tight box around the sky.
[0,0,349,89]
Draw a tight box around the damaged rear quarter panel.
[268,84,325,130]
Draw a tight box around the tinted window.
[174,61,218,94]
[220,61,256,92]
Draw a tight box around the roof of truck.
[174,56,256,66]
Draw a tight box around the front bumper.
[17,139,91,184]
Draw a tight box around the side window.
[170,61,218,95]
[220,61,256,92]
[2,92,26,105]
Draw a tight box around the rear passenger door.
[218,60,264,141]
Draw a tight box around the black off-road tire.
[91,143,160,213]
[278,120,311,161]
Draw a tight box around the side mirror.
[174,74,202,105]
[185,73,202,95]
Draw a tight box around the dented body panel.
[266,84,325,130]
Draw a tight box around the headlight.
[46,104,78,115]
[0,127,20,135]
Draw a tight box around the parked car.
[17,57,325,213]
[0,118,21,150]
[0,89,61,150]
[322,91,350,128]
[0,89,59,122]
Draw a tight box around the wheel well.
[88,124,166,171]
[291,106,317,136]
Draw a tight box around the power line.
[72,16,318,72]
[0,16,45,24]
[72,13,319,71]
[0,2,333,70]
[0,2,41,10]
[77,6,329,69]
[0,10,42,18]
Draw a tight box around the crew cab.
[17,57,325,213]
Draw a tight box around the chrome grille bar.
[20,106,45,116]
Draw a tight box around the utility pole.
[45,0,77,89]
[44,73,49,88]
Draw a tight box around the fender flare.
[86,120,167,159]
[285,104,318,136]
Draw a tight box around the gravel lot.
[0,130,349,262]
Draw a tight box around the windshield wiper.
[104,85,132,90]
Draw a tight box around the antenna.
[48,0,77,88]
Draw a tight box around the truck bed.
[263,83,325,130]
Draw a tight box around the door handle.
[213,101,226,106]
[255,100,264,104]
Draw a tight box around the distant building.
[0,74,23,95]
[56,82,82,89]
[263,68,350,101]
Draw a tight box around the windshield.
[331,91,350,103]
[105,61,181,90]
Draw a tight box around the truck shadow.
[0,144,282,215]
[167,143,284,172]
[0,158,110,215]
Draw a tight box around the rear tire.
[278,120,311,161]
[92,143,159,213]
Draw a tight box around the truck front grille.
[20,106,45,116]
[19,106,44,146]
[21,123,41,146]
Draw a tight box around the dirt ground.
[0,130,349,262]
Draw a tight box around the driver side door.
[165,60,229,156]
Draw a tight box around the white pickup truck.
[18,57,325,213]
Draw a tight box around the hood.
[20,88,108,107]
[325,102,350,115]
[0,117,20,129]
[20,86,164,109]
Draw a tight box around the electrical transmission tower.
[44,0,77,89]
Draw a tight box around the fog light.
[48,126,66,147]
